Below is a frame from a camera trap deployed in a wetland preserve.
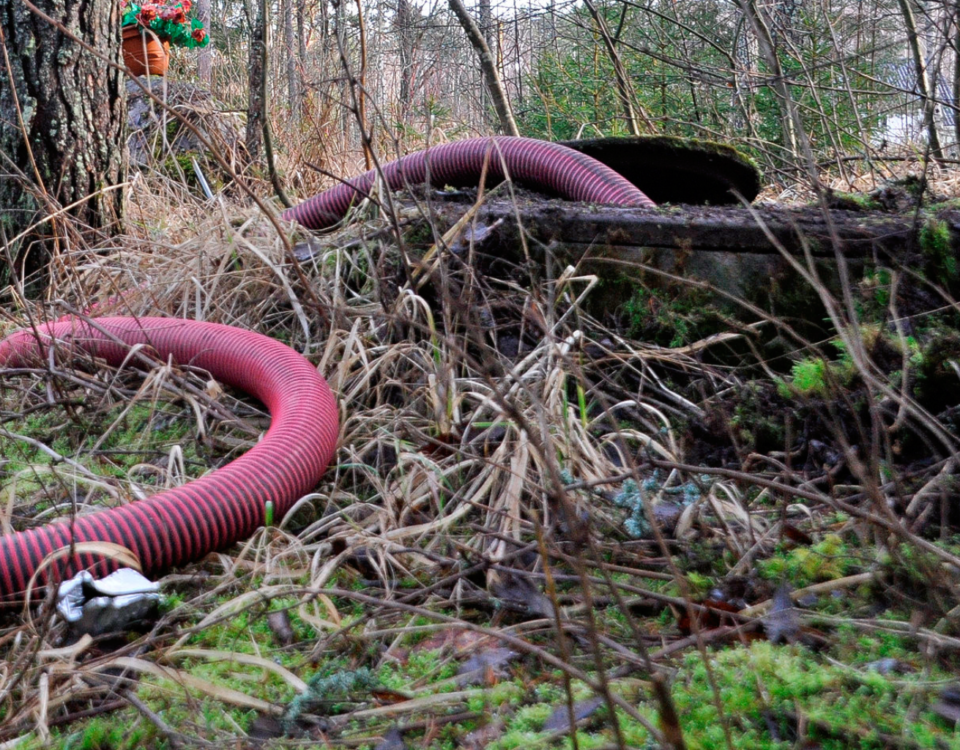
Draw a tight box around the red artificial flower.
[180,0,192,11]
[160,5,186,23]
[191,27,206,42]
[137,4,158,22]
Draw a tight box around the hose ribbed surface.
[283,136,656,230]
[0,317,339,601]
[0,137,652,602]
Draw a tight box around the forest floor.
[4,160,960,749]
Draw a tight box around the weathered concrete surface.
[422,195,949,302]
[440,198,941,256]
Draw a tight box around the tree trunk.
[246,0,265,160]
[898,0,943,160]
[0,0,125,285]
[476,0,500,125]
[354,0,370,168]
[283,0,299,115]
[335,0,350,142]
[197,0,212,85]
[582,0,644,136]
[296,0,307,110]
[396,0,416,115]
[447,0,519,136]
[296,0,307,59]
[738,0,800,165]
[257,0,292,206]
[477,0,495,70]
[954,0,960,153]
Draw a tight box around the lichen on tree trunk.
[0,0,125,285]
[245,0,265,161]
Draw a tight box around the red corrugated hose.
[0,318,338,600]
[282,136,655,229]
[0,137,652,602]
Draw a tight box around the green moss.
[920,218,957,280]
[669,642,951,749]
[686,571,714,597]
[378,648,457,688]
[490,729,551,750]
[758,534,854,586]
[782,357,829,397]
[63,717,150,749]
[0,398,204,525]
[927,197,960,212]
[726,383,787,453]
[777,351,857,399]
[828,190,881,212]
[21,711,156,750]
[159,152,196,184]
[617,284,720,348]
[860,267,892,308]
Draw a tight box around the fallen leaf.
[374,725,406,750]
[933,700,960,724]
[490,572,555,620]
[864,658,916,675]
[764,583,800,645]
[543,696,604,732]
[653,502,684,535]
[292,238,324,261]
[98,657,276,713]
[781,523,813,546]
[414,627,496,655]
[456,647,520,686]
[676,599,740,635]
[461,719,504,749]
[371,688,413,705]
[248,713,284,742]
[267,610,296,647]
[933,684,960,724]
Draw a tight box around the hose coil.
[0,137,653,602]
[0,318,338,600]
[282,136,654,230]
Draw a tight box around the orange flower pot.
[122,25,170,76]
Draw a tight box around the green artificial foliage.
[122,0,209,48]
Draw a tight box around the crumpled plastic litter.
[57,568,161,636]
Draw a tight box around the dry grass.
[4,129,960,748]
[0,175,693,743]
